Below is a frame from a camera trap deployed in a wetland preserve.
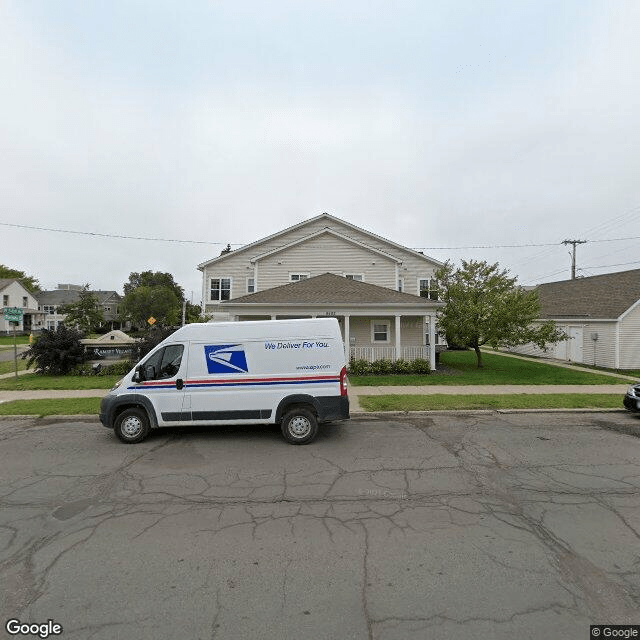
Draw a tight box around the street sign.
[3,307,23,323]
[147,316,157,325]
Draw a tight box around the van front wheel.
[281,408,318,445]
[114,408,150,444]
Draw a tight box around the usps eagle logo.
[204,344,249,374]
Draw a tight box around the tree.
[23,325,85,375]
[0,264,40,292]
[434,260,565,368]
[58,284,103,334]
[119,272,183,328]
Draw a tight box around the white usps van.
[100,318,349,444]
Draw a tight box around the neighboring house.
[508,268,640,369]
[37,284,124,331]
[198,213,445,368]
[0,279,45,334]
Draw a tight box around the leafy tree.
[123,271,184,301]
[58,284,103,334]
[22,325,85,375]
[0,264,40,292]
[119,281,182,328]
[135,326,177,360]
[434,260,565,368]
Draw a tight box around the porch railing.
[350,346,441,362]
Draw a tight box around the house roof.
[197,213,443,270]
[0,279,17,292]
[38,289,121,306]
[537,268,640,319]
[224,273,441,306]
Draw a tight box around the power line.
[2,220,640,251]
[0,221,244,246]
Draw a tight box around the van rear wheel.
[281,407,318,445]
[114,408,150,444]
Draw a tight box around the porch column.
[428,313,436,371]
[395,314,401,361]
[344,314,350,361]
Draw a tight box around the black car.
[623,383,640,412]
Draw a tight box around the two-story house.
[198,213,445,369]
[0,279,45,334]
[37,285,124,331]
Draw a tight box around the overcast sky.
[1,0,639,300]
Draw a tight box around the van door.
[135,343,187,425]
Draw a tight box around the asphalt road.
[1,412,640,639]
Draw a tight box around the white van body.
[100,318,349,444]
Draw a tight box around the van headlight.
[628,385,640,397]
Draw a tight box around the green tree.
[23,325,85,374]
[119,274,182,328]
[434,260,565,368]
[58,284,103,334]
[123,271,184,301]
[0,264,40,292]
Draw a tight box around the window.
[290,273,309,282]
[247,277,255,294]
[210,278,231,301]
[43,305,56,315]
[398,278,404,293]
[47,320,56,330]
[344,274,364,281]
[2,295,8,307]
[141,344,184,380]
[22,297,28,307]
[371,320,390,343]
[419,278,438,300]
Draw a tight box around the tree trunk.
[474,345,484,368]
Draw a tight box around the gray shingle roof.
[225,273,438,305]
[537,269,640,319]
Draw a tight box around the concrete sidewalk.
[0,384,630,413]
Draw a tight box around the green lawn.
[359,393,624,412]
[0,373,118,390]
[0,335,30,346]
[351,350,631,386]
[0,397,102,416]
[0,358,29,375]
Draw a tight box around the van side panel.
[184,334,343,425]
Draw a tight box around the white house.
[198,213,445,368]
[0,279,44,334]
[508,268,640,369]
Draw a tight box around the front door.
[136,343,187,425]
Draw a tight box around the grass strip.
[0,397,102,416]
[358,393,624,412]
[0,359,29,375]
[351,350,631,386]
[0,373,119,390]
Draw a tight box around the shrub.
[348,359,371,376]
[370,359,393,375]
[391,358,412,375]
[22,326,85,375]
[72,361,135,376]
[409,358,432,374]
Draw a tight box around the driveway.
[1,413,639,639]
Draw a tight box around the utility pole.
[562,239,587,279]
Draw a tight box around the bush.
[72,361,135,376]
[348,357,432,376]
[348,359,371,376]
[409,358,432,374]
[22,326,85,375]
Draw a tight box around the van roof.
[163,317,342,343]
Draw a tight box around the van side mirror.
[132,370,140,383]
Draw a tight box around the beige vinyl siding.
[201,217,441,311]
[347,316,424,348]
[580,322,617,369]
[258,234,397,290]
[619,303,640,369]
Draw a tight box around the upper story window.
[344,274,364,281]
[247,277,255,294]
[22,297,28,307]
[2,295,8,307]
[210,278,231,301]
[43,305,56,315]
[419,278,439,300]
[398,278,404,293]
[290,273,309,283]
